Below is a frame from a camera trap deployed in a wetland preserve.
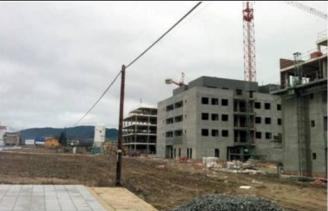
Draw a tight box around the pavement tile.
[0,185,105,211]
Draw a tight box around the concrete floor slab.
[0,185,106,211]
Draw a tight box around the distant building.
[3,132,21,146]
[35,137,45,145]
[157,76,282,161]
[94,126,106,147]
[273,34,327,177]
[0,124,6,142]
[123,107,157,154]
[24,139,35,145]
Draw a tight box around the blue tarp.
[35,137,45,142]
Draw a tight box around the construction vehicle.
[44,137,60,149]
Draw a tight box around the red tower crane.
[286,2,328,20]
[242,1,327,82]
[242,1,256,82]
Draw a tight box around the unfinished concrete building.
[123,107,157,154]
[0,124,6,143]
[157,76,282,161]
[273,35,327,177]
[3,132,21,146]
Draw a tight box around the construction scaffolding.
[230,85,256,161]
[123,107,157,155]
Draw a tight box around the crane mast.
[242,1,256,82]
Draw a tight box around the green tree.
[58,130,67,146]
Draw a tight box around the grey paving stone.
[0,185,105,211]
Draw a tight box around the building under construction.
[157,77,283,161]
[3,132,21,146]
[0,124,6,143]
[123,107,157,154]
[273,34,327,177]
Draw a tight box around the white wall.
[94,125,106,146]
[0,128,6,142]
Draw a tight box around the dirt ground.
[0,151,326,211]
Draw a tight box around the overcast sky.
[0,1,326,130]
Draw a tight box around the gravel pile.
[172,194,283,211]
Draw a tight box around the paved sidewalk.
[89,187,157,211]
[0,185,106,211]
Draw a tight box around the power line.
[73,71,121,126]
[74,1,202,126]
[126,1,202,68]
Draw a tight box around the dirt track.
[0,151,326,211]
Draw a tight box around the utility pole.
[115,64,126,186]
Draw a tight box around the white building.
[93,125,106,147]
[0,124,7,144]
[25,139,35,145]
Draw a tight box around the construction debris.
[204,159,266,175]
[202,157,219,168]
[172,194,283,211]
[311,177,327,187]
[156,164,166,169]
[239,185,252,190]
[226,159,256,170]
[251,179,264,185]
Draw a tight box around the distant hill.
[20,126,118,142]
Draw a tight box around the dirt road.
[0,151,326,210]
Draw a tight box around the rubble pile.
[201,157,266,175]
[172,194,283,211]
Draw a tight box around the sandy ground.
[89,187,157,211]
[0,151,326,211]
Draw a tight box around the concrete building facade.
[123,107,157,154]
[0,124,6,143]
[157,77,282,161]
[3,132,21,146]
[273,36,327,177]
